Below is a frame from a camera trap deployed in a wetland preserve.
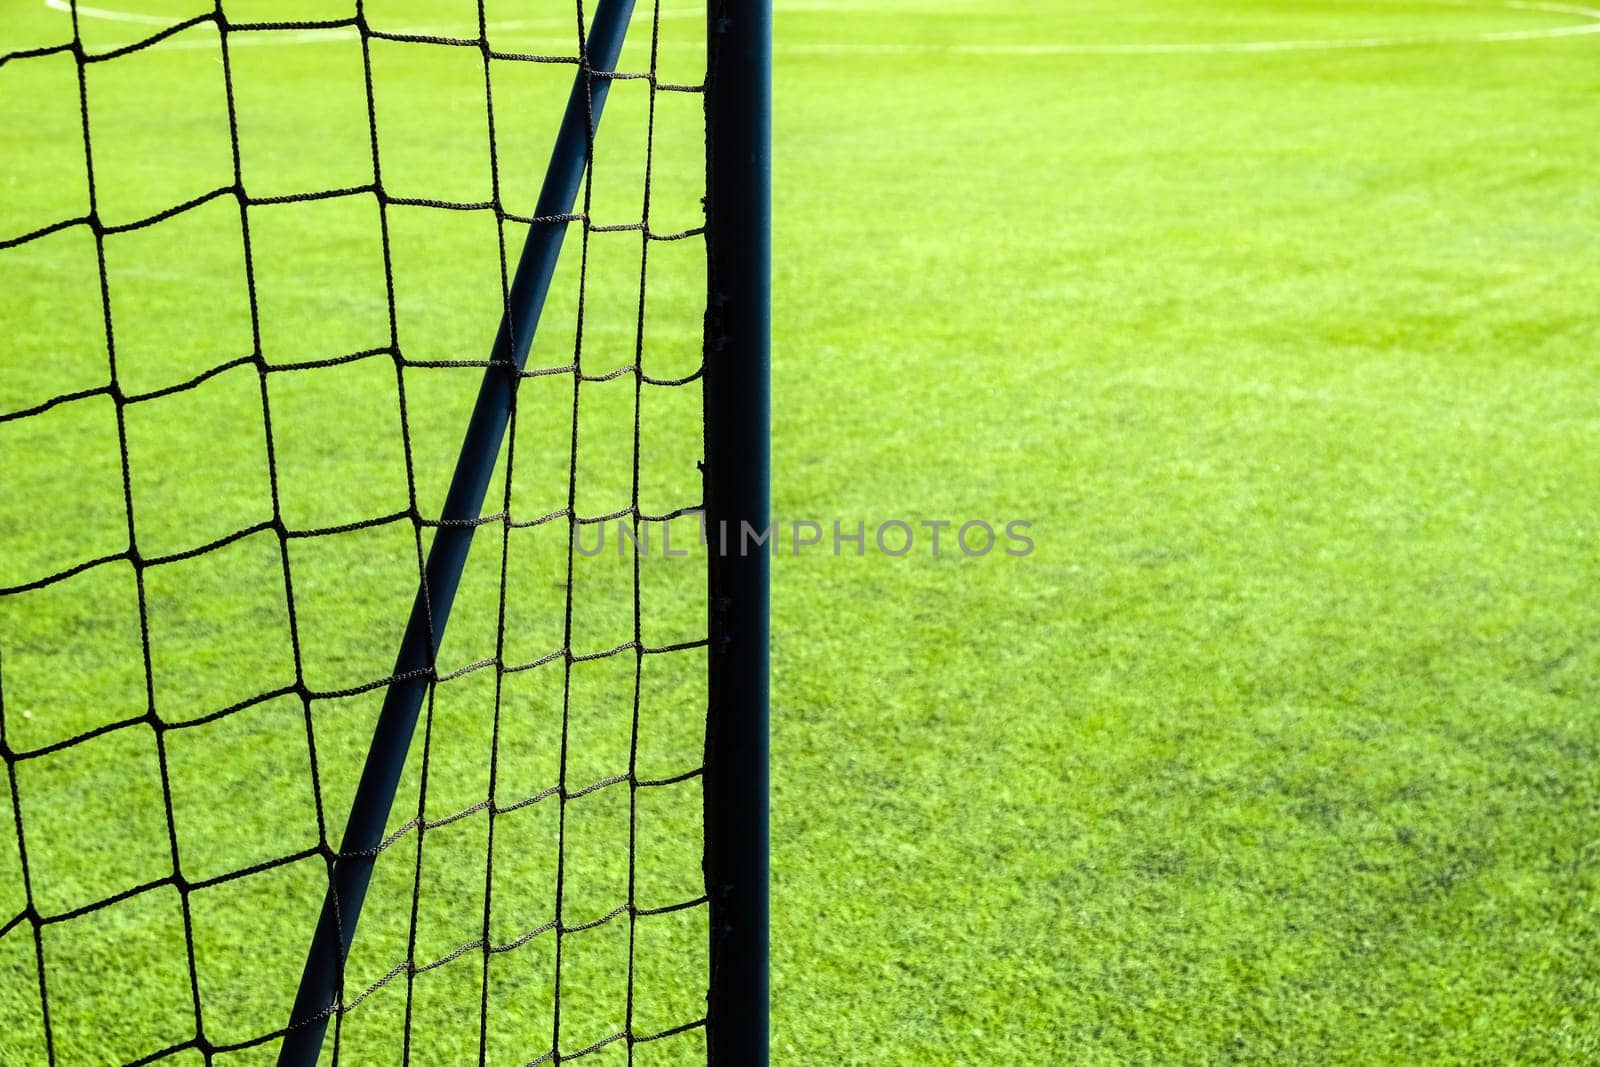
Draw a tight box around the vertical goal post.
[702,0,772,1062]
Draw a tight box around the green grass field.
[4,0,1600,1063]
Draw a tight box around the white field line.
[38,0,1600,54]
[42,0,167,24]
[784,1,1600,55]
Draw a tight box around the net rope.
[0,1,709,1062]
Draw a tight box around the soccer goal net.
[0,1,768,1063]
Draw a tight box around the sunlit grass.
[3,0,1600,1063]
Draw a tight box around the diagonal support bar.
[277,2,637,1061]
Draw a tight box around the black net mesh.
[0,1,710,1062]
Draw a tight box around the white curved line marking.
[41,0,348,42]
[43,0,172,24]
[39,0,1600,53]
[40,0,703,38]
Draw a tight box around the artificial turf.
[3,0,1600,1063]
